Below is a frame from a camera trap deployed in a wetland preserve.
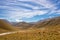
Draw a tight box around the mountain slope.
[0,19,19,33]
[11,16,60,29]
[31,16,60,29]
[13,22,34,29]
[0,16,60,40]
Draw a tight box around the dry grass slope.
[0,16,60,40]
[0,25,60,40]
[32,16,60,29]
[0,19,19,33]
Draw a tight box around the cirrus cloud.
[0,0,60,22]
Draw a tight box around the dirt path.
[0,31,26,36]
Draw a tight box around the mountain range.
[0,16,60,33]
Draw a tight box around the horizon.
[0,16,59,23]
[0,0,60,22]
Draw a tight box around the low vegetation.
[0,16,60,40]
[0,25,60,40]
[0,19,19,33]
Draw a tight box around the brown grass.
[0,25,60,40]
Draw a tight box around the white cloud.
[0,0,60,22]
[0,5,32,11]
[0,0,50,20]
[17,0,32,1]
[55,10,60,14]
[4,10,49,19]
[17,0,51,8]
[15,0,60,14]
[34,0,56,10]
[15,19,23,22]
[34,0,60,14]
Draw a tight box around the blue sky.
[0,0,60,22]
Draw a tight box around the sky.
[0,0,60,22]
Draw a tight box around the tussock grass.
[0,26,60,40]
[0,19,19,33]
[0,16,60,40]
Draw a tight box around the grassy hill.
[31,16,60,29]
[0,25,60,40]
[0,19,19,33]
[0,16,60,40]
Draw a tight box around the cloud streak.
[0,0,60,22]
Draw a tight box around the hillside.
[0,19,19,33]
[0,16,60,40]
[31,16,60,29]
[12,16,60,29]
[12,22,34,29]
